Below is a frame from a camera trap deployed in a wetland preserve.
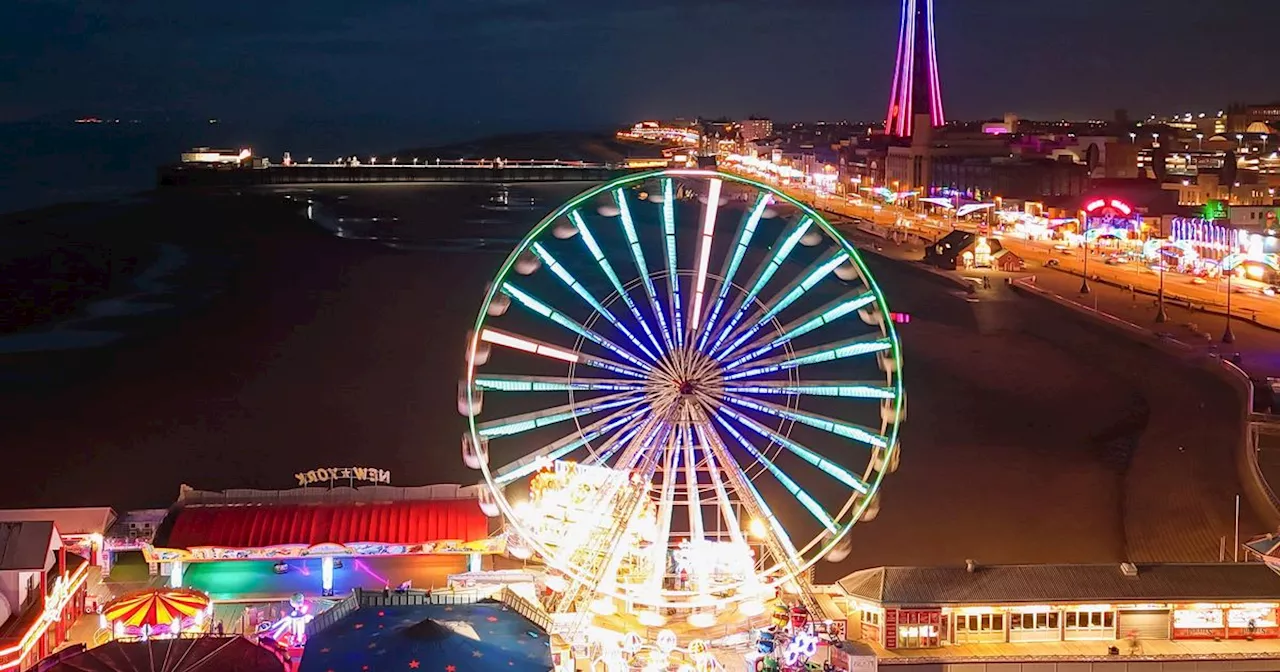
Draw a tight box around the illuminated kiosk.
[459,169,904,669]
[144,483,500,598]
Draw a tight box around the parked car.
[1045,258,1061,267]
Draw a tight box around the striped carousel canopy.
[104,588,211,629]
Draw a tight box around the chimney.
[965,559,977,573]
[1120,563,1138,577]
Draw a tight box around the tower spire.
[885,0,945,138]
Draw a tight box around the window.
[860,609,880,626]
[1010,612,1059,630]
[1066,610,1114,629]
[956,614,1004,632]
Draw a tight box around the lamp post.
[1080,232,1091,294]
[1156,261,1169,323]
[1223,269,1236,343]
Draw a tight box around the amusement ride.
[459,169,905,670]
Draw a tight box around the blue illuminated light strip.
[615,189,672,351]
[590,422,645,467]
[723,393,889,449]
[718,407,869,494]
[712,414,837,533]
[661,178,683,347]
[478,393,642,438]
[502,283,649,369]
[531,242,655,363]
[709,217,813,356]
[723,292,877,369]
[717,251,846,360]
[723,335,893,380]
[494,408,646,484]
[723,382,895,399]
[474,376,642,393]
[697,193,771,352]
[570,210,664,358]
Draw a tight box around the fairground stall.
[0,521,91,671]
[143,482,499,600]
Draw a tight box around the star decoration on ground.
[320,648,331,653]
[354,623,365,629]
[471,650,483,658]
[486,616,498,622]
[409,661,420,669]
[445,666,456,672]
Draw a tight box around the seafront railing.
[498,586,552,633]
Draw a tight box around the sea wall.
[157,164,636,188]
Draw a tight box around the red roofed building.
[143,484,499,597]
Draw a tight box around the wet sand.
[0,183,1255,578]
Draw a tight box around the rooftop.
[0,521,56,572]
[838,563,1280,606]
[0,507,116,537]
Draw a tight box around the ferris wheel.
[460,169,904,624]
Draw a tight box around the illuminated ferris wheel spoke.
[614,188,672,351]
[723,333,895,381]
[722,392,889,449]
[583,420,646,467]
[690,422,747,550]
[479,328,648,379]
[646,430,682,596]
[714,250,848,359]
[473,374,644,393]
[569,211,665,358]
[501,283,653,370]
[696,193,771,353]
[686,177,723,337]
[659,178,684,348]
[530,242,657,363]
[720,291,879,369]
[491,406,648,485]
[717,406,871,494]
[711,413,838,534]
[723,380,896,399]
[699,411,802,566]
[708,217,814,357]
[476,391,644,439]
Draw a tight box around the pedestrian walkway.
[872,636,1280,664]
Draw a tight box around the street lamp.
[1223,268,1236,343]
[1080,231,1091,294]
[1155,260,1169,323]
[1196,133,1204,151]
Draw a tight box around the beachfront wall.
[158,164,639,187]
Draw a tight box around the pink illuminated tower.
[885,0,945,138]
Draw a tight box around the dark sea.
[0,119,465,213]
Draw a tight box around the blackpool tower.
[885,0,945,138]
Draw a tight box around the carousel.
[101,588,214,641]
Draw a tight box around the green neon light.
[720,407,870,494]
[697,193,770,352]
[713,414,837,533]
[661,178,682,345]
[725,395,888,448]
[710,217,813,355]
[502,283,647,368]
[726,292,877,369]
[570,210,662,357]
[615,188,670,349]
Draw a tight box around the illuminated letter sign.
[295,467,391,486]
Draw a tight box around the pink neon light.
[480,329,580,363]
[885,0,944,137]
[1110,200,1132,215]
[1085,199,1107,212]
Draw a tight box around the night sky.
[4,0,1278,129]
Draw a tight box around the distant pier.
[157,159,652,188]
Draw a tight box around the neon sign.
[1086,199,1132,216]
